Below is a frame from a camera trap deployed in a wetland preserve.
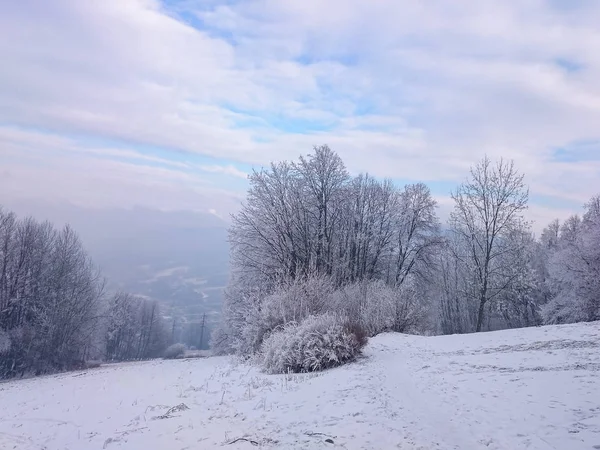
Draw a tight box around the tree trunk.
[476,296,486,332]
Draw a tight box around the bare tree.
[449,157,529,332]
[105,292,168,361]
[436,236,474,334]
[391,183,441,287]
[338,174,397,284]
[294,145,350,276]
[230,161,306,288]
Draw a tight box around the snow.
[1,322,599,450]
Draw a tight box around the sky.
[2,0,600,232]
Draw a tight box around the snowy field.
[1,322,599,450]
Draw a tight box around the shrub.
[259,313,367,374]
[163,343,186,359]
[329,280,429,336]
[84,361,102,369]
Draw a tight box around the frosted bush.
[259,313,367,374]
[163,343,186,359]
[262,276,333,324]
[257,324,294,373]
[330,280,427,336]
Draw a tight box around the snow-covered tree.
[449,156,530,332]
[391,183,441,287]
[0,208,106,378]
[336,174,397,284]
[542,196,600,324]
[217,146,443,357]
[490,229,541,329]
[105,292,168,361]
[294,145,350,277]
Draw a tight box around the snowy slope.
[1,322,599,450]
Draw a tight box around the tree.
[0,209,106,378]
[491,229,541,328]
[391,183,441,287]
[294,145,350,276]
[449,156,529,332]
[35,225,105,372]
[338,174,397,284]
[218,146,442,356]
[229,161,303,287]
[543,196,600,324]
[105,292,168,361]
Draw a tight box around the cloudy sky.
[2,0,600,230]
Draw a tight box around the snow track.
[1,322,599,449]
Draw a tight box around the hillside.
[1,322,598,450]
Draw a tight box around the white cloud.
[1,127,243,215]
[199,164,247,179]
[1,0,599,226]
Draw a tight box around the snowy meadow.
[1,321,599,450]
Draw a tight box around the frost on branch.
[259,313,367,374]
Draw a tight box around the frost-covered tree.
[0,208,105,378]
[229,161,304,287]
[217,146,442,358]
[34,225,105,372]
[449,157,530,332]
[230,145,351,289]
[105,292,168,361]
[543,196,600,324]
[335,175,397,284]
[294,145,350,276]
[490,229,541,329]
[435,233,481,334]
[391,183,441,287]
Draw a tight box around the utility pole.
[199,313,206,350]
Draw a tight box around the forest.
[213,145,599,372]
[0,211,173,379]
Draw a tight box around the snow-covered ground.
[1,322,599,450]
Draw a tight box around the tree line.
[0,208,171,379]
[213,145,599,357]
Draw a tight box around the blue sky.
[1,0,600,230]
